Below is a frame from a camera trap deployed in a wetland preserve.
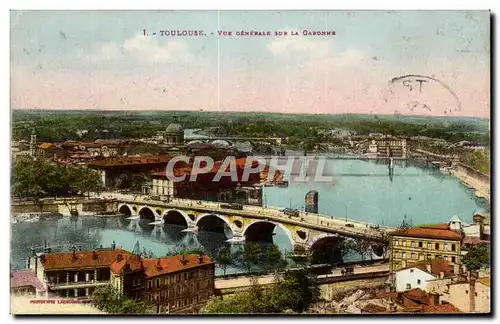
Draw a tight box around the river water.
[11,156,487,275]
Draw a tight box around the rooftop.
[88,155,173,168]
[11,270,45,291]
[390,224,462,241]
[39,248,135,270]
[39,248,214,279]
[398,258,455,277]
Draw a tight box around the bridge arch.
[195,213,234,237]
[162,209,190,227]
[118,204,133,216]
[138,206,155,221]
[309,234,348,265]
[242,220,294,246]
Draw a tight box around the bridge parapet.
[104,192,392,247]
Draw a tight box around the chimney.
[111,241,116,250]
[439,272,444,279]
[71,246,77,260]
[156,258,162,270]
[198,254,204,264]
[116,254,123,262]
[426,264,432,274]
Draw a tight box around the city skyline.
[11,10,490,118]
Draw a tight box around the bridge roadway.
[99,192,392,243]
[215,263,389,293]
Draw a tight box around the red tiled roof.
[40,249,135,270]
[88,155,173,168]
[423,303,461,313]
[141,254,214,278]
[11,270,45,291]
[399,259,455,277]
[463,237,490,245]
[390,225,462,240]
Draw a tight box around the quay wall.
[11,199,118,216]
[454,162,490,184]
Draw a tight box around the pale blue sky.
[10,10,490,117]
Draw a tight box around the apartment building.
[389,224,462,273]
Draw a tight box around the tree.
[215,246,232,276]
[91,285,150,314]
[352,238,372,261]
[266,244,286,275]
[202,268,320,314]
[243,242,261,273]
[463,244,490,271]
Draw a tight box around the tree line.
[12,157,104,201]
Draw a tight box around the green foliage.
[12,157,104,199]
[243,242,261,272]
[265,244,286,273]
[215,246,232,275]
[462,150,490,174]
[463,244,490,271]
[202,269,320,314]
[91,285,151,314]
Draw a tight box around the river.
[11,156,487,275]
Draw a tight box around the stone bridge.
[105,193,392,257]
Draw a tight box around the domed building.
[163,121,184,146]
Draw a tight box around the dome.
[165,123,183,134]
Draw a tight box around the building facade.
[29,247,215,313]
[393,259,455,292]
[389,224,462,273]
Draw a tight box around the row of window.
[141,268,213,289]
[394,252,457,263]
[146,291,211,308]
[146,279,213,295]
[394,240,457,252]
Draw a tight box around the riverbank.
[450,169,490,202]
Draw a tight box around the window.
[411,253,417,259]
[132,279,137,286]
[148,280,152,290]
[444,243,449,251]
[427,242,432,249]
[451,244,456,252]
[402,252,406,259]
[395,240,399,246]
[451,256,456,263]
[411,241,415,248]
[402,240,406,247]
[417,279,421,284]
[184,273,188,280]
[418,241,423,248]
[148,294,152,302]
[406,284,411,290]
[435,243,440,250]
[156,278,160,288]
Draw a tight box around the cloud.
[82,34,193,64]
[268,36,364,67]
[268,36,329,58]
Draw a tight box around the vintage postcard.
[10,10,491,315]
